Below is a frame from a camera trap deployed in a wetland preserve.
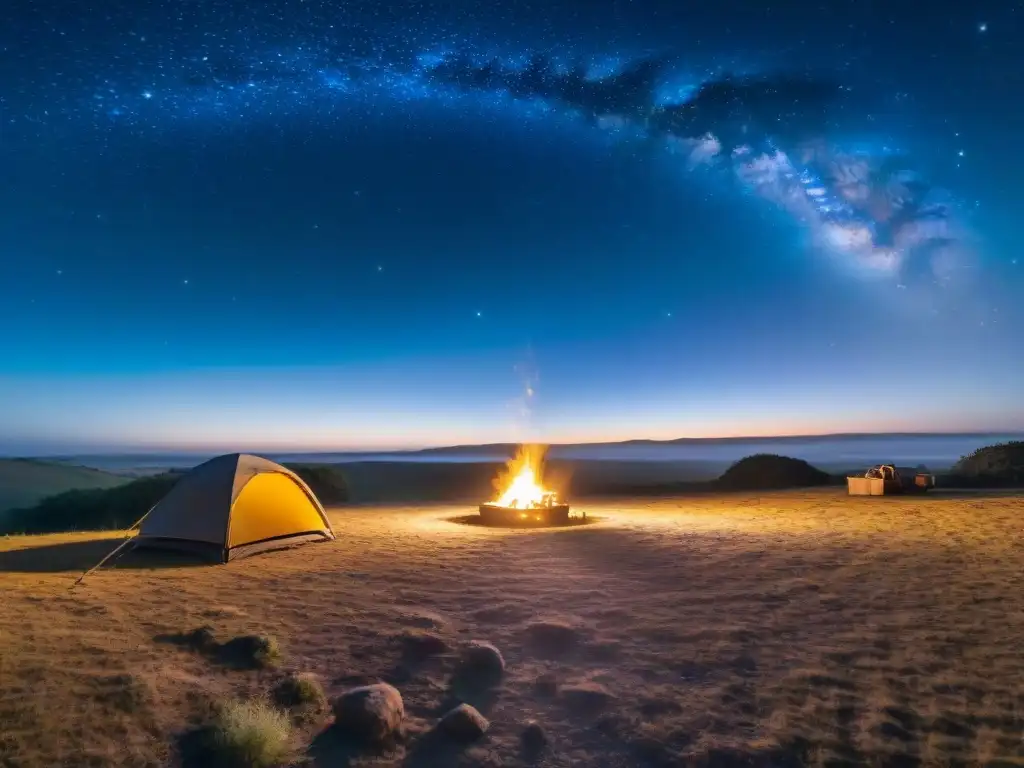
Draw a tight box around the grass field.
[2,488,1023,767]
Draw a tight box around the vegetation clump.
[273,673,327,711]
[717,453,831,491]
[205,698,293,768]
[221,634,283,669]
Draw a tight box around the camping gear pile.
[847,464,936,496]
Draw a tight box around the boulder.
[438,703,489,742]
[561,681,615,714]
[332,683,405,745]
[453,641,505,688]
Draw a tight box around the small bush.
[221,634,283,669]
[718,454,831,491]
[273,673,327,710]
[207,699,292,768]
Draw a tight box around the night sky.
[2,0,1022,453]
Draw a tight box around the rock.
[453,641,505,688]
[561,681,615,713]
[521,721,547,753]
[332,683,405,745]
[438,703,489,742]
[399,630,449,661]
[524,620,582,657]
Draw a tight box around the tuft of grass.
[252,636,282,668]
[273,673,327,710]
[207,698,292,768]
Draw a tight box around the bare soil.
[2,488,1023,767]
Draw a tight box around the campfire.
[478,444,573,525]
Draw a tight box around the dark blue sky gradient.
[1,0,1021,452]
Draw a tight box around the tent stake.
[70,506,155,590]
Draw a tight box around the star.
[183,279,189,285]
[475,311,482,317]
[958,150,964,157]
[978,22,987,32]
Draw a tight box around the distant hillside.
[946,441,1024,487]
[407,432,1024,457]
[0,459,128,517]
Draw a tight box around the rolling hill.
[0,459,128,518]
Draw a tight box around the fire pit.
[478,444,580,527]
[479,499,572,526]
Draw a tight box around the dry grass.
[203,698,293,768]
[2,489,1024,766]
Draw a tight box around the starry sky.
[1,0,1022,453]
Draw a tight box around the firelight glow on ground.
[2,490,1023,766]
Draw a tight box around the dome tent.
[135,453,335,562]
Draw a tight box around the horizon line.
[6,429,1022,459]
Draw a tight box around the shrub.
[273,673,327,710]
[207,699,292,768]
[718,453,831,491]
[221,634,282,669]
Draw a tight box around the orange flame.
[490,444,558,508]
